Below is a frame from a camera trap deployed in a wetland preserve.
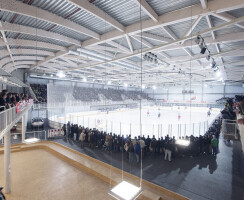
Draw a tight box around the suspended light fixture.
[109,1,143,199]
[211,60,217,68]
[109,181,142,200]
[142,84,145,89]
[153,85,156,90]
[107,80,111,85]
[83,77,87,82]
[24,138,40,144]
[124,83,128,87]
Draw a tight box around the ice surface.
[51,106,219,139]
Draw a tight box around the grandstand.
[0,1,244,200]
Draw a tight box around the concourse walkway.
[0,141,188,200]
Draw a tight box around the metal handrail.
[0,101,33,140]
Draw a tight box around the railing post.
[4,132,11,193]
[185,124,186,138]
[199,122,201,136]
[158,124,160,139]
[22,115,25,142]
[120,122,121,136]
[130,123,131,136]
[161,124,162,138]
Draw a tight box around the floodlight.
[213,67,219,72]
[211,60,216,68]
[57,71,65,78]
[206,55,211,61]
[204,84,208,87]
[108,181,142,200]
[142,84,145,89]
[200,46,207,54]
[107,81,111,85]
[50,74,53,77]
[124,83,128,87]
[195,35,201,44]
[153,85,156,90]
[83,77,87,82]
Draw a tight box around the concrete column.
[4,132,11,193]
[22,115,25,142]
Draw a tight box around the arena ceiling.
[0,0,244,87]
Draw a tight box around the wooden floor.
[0,141,189,200]
[0,149,114,200]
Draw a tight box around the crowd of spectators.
[62,116,221,163]
[30,84,47,103]
[30,84,153,103]
[233,95,244,125]
[0,89,29,112]
[72,86,152,102]
[73,87,99,102]
[220,95,244,124]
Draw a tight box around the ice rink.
[52,106,220,139]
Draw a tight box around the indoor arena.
[0,1,244,200]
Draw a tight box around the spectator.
[79,130,86,148]
[164,140,172,162]
[134,141,141,163]
[0,187,6,200]
[128,141,134,163]
[211,135,218,156]
[0,92,8,111]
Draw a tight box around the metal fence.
[0,106,17,133]
[0,101,33,141]
[25,130,47,141]
[48,115,209,140]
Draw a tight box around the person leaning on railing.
[235,95,244,125]
[0,91,9,112]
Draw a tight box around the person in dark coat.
[0,187,6,200]
[127,141,134,163]
[134,141,141,163]
[62,124,66,136]
[0,92,8,111]
[66,122,71,139]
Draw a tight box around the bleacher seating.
[30,84,47,102]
